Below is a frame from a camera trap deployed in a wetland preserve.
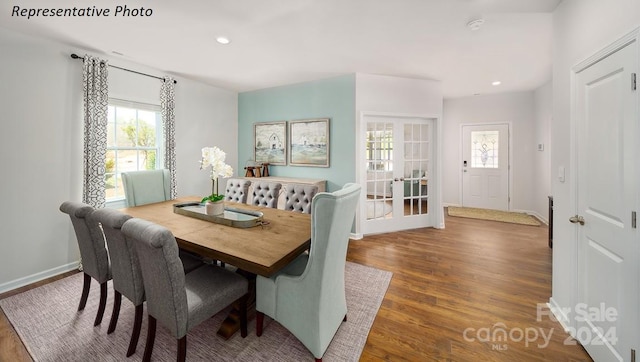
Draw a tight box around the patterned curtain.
[161,77,177,199]
[82,55,109,208]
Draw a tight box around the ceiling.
[2,0,561,98]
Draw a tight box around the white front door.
[574,38,638,361]
[361,115,435,234]
[461,124,510,210]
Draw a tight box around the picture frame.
[289,118,330,167]
[254,121,287,165]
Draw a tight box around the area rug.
[366,200,392,219]
[0,262,391,362]
[447,206,541,226]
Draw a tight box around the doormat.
[447,206,541,226]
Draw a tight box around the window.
[105,99,163,201]
[470,130,499,168]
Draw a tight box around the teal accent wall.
[238,74,356,191]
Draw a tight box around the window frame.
[105,98,164,204]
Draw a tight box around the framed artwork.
[289,118,330,167]
[254,121,287,165]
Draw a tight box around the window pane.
[116,107,136,147]
[137,110,157,148]
[471,130,499,168]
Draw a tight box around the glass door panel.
[403,123,429,216]
[365,122,394,220]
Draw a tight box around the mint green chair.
[121,169,171,207]
[255,183,361,361]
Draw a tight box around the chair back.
[284,184,319,214]
[308,183,361,303]
[121,169,171,207]
[251,181,282,208]
[225,178,251,203]
[59,201,110,283]
[122,218,188,338]
[91,209,144,305]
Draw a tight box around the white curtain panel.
[161,77,177,199]
[82,55,109,208]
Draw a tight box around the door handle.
[393,177,405,182]
[569,215,585,225]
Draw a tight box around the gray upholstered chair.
[224,178,251,203]
[90,208,141,356]
[284,183,319,214]
[255,183,361,362]
[92,208,206,357]
[121,169,171,207]
[251,181,282,208]
[59,201,111,327]
[122,218,249,362]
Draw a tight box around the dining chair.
[284,183,319,214]
[255,183,361,362]
[122,218,249,362]
[121,168,204,267]
[59,201,111,327]
[121,169,171,207]
[92,208,207,357]
[251,181,282,208]
[224,178,251,203]
[90,208,142,356]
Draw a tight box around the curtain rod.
[70,53,177,84]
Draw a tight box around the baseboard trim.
[548,297,572,333]
[350,233,363,240]
[0,261,79,294]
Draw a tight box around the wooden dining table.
[120,196,312,338]
[121,196,311,277]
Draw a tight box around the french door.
[361,115,435,234]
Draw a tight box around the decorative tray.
[173,202,264,228]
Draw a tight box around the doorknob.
[569,215,585,225]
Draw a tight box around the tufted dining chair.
[59,201,111,327]
[92,208,205,357]
[224,178,251,204]
[121,169,172,207]
[255,183,361,362]
[284,183,319,214]
[122,218,249,362]
[90,208,142,356]
[251,181,282,208]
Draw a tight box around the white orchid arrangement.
[200,146,233,203]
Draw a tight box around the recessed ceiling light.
[492,81,501,86]
[216,37,231,45]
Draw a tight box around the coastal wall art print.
[289,118,330,167]
[254,121,287,165]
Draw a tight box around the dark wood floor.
[0,213,592,361]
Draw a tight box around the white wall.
[0,28,238,292]
[533,82,552,222]
[550,0,640,321]
[442,92,538,215]
[354,73,444,232]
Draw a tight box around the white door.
[361,115,435,234]
[461,124,509,210]
[574,39,638,361]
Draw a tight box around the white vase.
[205,200,224,215]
